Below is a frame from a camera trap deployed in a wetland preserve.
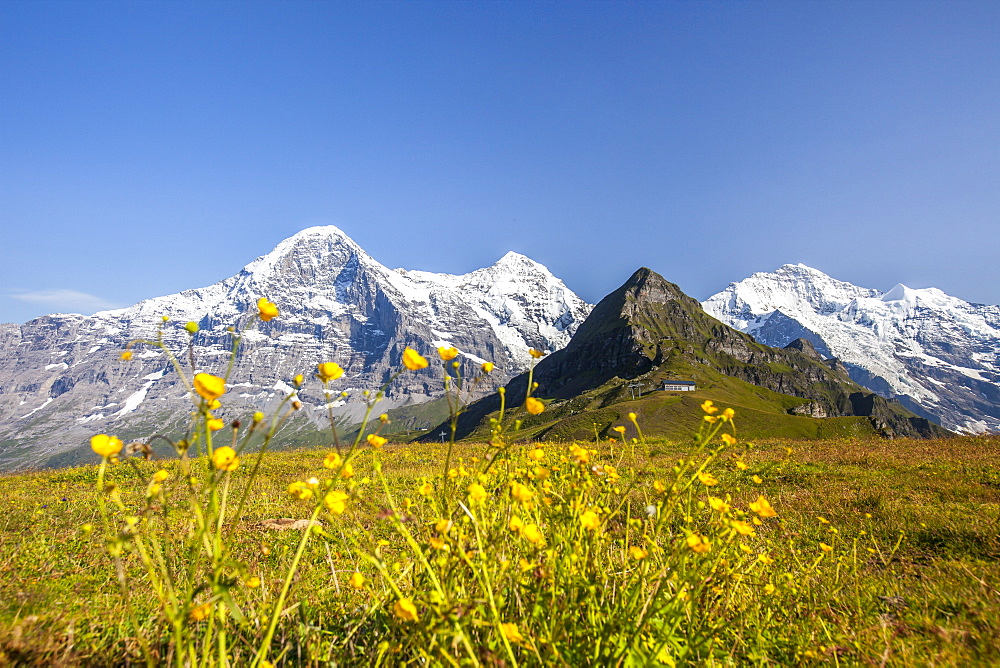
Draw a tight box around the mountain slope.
[442,268,946,442]
[0,226,590,470]
[703,264,1000,433]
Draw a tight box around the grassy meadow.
[2,432,998,666]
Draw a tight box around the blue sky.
[2,0,998,323]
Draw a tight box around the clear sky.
[2,0,998,324]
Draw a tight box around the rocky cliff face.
[703,264,1000,433]
[446,268,946,440]
[0,227,591,470]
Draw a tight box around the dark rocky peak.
[784,337,822,360]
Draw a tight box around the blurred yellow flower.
[629,545,648,560]
[206,418,225,432]
[435,519,452,534]
[752,475,764,484]
[521,523,544,545]
[720,408,735,421]
[612,425,626,435]
[510,482,534,503]
[467,483,488,502]
[437,346,459,361]
[323,452,342,469]
[763,583,776,595]
[212,446,239,471]
[721,433,736,446]
[257,297,279,321]
[500,622,524,644]
[90,434,123,458]
[325,490,349,514]
[525,397,545,415]
[509,515,524,532]
[339,463,354,479]
[317,362,344,382]
[653,480,667,494]
[819,542,833,552]
[529,348,545,358]
[417,482,433,496]
[701,400,719,414]
[686,534,711,553]
[528,448,544,461]
[736,460,749,470]
[288,481,313,501]
[708,497,730,513]
[367,434,387,448]
[402,347,428,370]
[189,602,212,622]
[697,471,718,486]
[749,495,777,518]
[731,520,755,536]
[392,598,419,622]
[120,350,133,361]
[194,373,226,401]
[481,362,494,373]
[580,510,601,531]
[152,469,169,483]
[245,576,261,588]
[348,572,365,589]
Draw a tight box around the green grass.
[2,433,998,665]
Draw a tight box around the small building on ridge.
[661,380,697,392]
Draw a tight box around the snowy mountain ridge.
[0,226,591,470]
[703,264,1000,433]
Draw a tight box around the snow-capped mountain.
[703,264,1000,433]
[0,226,591,470]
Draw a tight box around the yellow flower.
[323,452,342,469]
[763,583,776,595]
[720,408,735,421]
[467,483,488,502]
[521,523,544,546]
[437,346,459,361]
[529,348,545,358]
[818,516,830,524]
[194,373,226,401]
[627,412,637,421]
[510,482,534,503]
[90,434,123,458]
[257,297,279,321]
[686,534,711,553]
[339,463,354,479]
[252,411,265,424]
[731,520,755,536]
[152,469,170,483]
[653,480,667,494]
[348,572,365,589]
[245,576,261,588]
[435,519,452,534]
[189,602,212,622]
[701,400,719,414]
[749,495,777,518]
[758,553,774,565]
[481,362,494,373]
[402,347,428,370]
[211,446,239,471]
[736,460,749,470]
[120,350,133,361]
[708,497,730,513]
[628,545,648,560]
[500,622,524,644]
[697,471,718,486]
[721,433,736,446]
[703,415,718,423]
[429,536,447,550]
[524,397,545,415]
[288,481,313,501]
[317,362,344,382]
[325,490,349,514]
[528,447,544,461]
[509,515,524,532]
[580,510,601,531]
[392,598,419,623]
[367,434,387,448]
[819,542,833,552]
[206,418,225,432]
[752,475,763,484]
[612,425,626,435]
[417,482,433,496]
